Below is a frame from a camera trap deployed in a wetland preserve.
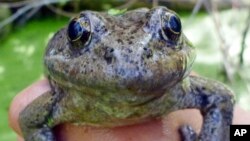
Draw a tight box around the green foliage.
[108,8,127,16]
[58,0,72,6]
[0,18,67,140]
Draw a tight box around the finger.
[52,110,203,141]
[17,136,24,141]
[162,109,202,141]
[8,79,51,136]
[54,119,168,141]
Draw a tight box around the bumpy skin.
[19,7,234,141]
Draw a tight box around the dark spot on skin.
[58,47,63,52]
[120,31,125,35]
[143,69,147,73]
[136,66,140,71]
[195,87,204,94]
[201,87,206,91]
[131,28,138,34]
[65,53,71,59]
[94,23,107,35]
[117,39,123,44]
[195,93,209,110]
[126,48,133,53]
[111,25,116,30]
[143,47,153,58]
[116,68,126,76]
[124,54,130,62]
[80,70,84,74]
[59,35,63,39]
[102,26,108,33]
[104,47,114,64]
[64,68,69,74]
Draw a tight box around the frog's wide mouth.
[45,49,190,97]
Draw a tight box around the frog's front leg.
[19,91,59,141]
[176,76,234,141]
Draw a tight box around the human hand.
[9,79,250,141]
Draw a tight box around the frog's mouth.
[45,51,188,96]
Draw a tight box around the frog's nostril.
[104,47,115,64]
[143,47,153,58]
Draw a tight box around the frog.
[19,6,234,141]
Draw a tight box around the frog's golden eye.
[67,17,91,46]
[161,14,181,42]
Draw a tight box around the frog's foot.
[179,125,197,141]
[26,127,55,141]
[176,76,234,141]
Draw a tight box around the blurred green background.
[0,0,250,140]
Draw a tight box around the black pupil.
[169,16,181,33]
[68,20,83,41]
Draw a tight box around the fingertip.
[162,109,202,141]
[9,93,23,136]
[54,119,166,141]
[233,105,250,124]
[17,135,24,141]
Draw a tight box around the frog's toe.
[179,125,197,141]
[26,127,55,141]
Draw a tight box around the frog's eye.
[161,14,181,42]
[67,17,91,45]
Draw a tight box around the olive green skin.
[19,7,234,141]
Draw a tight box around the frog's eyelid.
[68,34,82,42]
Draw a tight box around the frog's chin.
[73,115,159,128]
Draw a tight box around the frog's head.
[45,6,196,94]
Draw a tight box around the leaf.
[108,8,127,16]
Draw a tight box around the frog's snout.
[103,45,154,65]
